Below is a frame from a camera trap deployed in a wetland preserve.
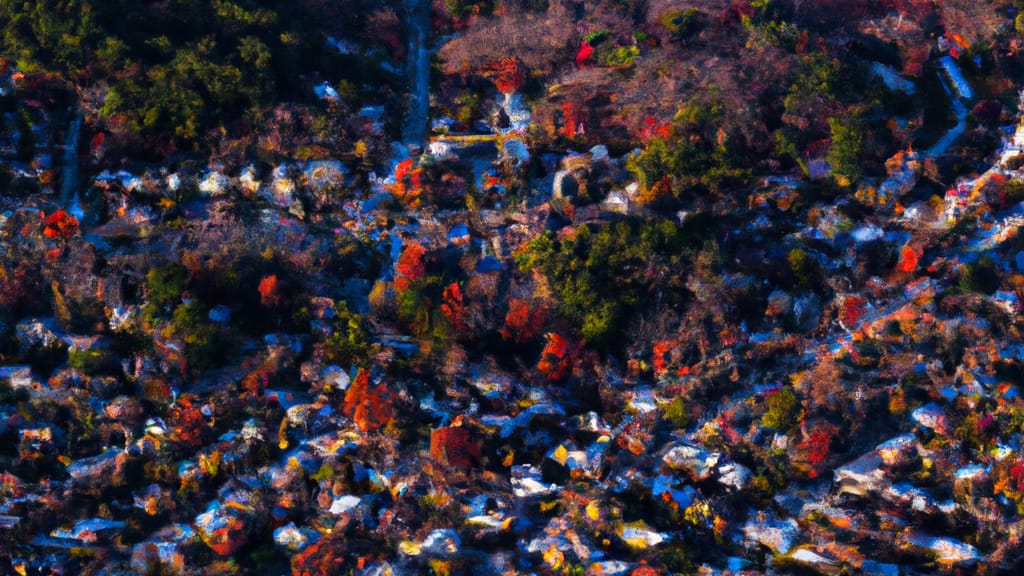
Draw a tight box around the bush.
[762,387,800,432]
[67,347,116,374]
[515,221,687,351]
[322,301,370,367]
[168,303,226,373]
[787,248,820,290]
[826,115,863,186]
[143,264,188,323]
[663,397,690,428]
[600,46,640,68]
[661,8,705,43]
[959,256,1000,295]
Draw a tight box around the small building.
[945,186,969,219]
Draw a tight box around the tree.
[257,274,282,307]
[516,221,687,351]
[343,368,394,432]
[827,115,863,185]
[15,107,34,163]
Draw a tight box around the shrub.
[959,255,1000,295]
[663,397,689,428]
[143,264,188,322]
[660,8,704,43]
[322,301,370,367]
[762,387,800,432]
[826,115,863,185]
[168,303,225,373]
[787,248,820,290]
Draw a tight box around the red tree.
[42,209,79,239]
[395,241,426,292]
[575,40,593,68]
[482,57,525,93]
[839,295,866,330]
[343,369,394,432]
[258,274,283,307]
[796,422,839,477]
[430,423,481,469]
[501,298,544,343]
[896,246,919,273]
[652,340,674,378]
[441,282,469,331]
[538,333,574,381]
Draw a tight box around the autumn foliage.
[441,282,469,331]
[562,101,581,139]
[796,422,838,472]
[430,423,481,469]
[576,40,593,68]
[637,176,674,207]
[639,116,672,142]
[291,538,344,576]
[652,340,674,378]
[394,241,426,292]
[343,369,394,432]
[895,245,919,273]
[482,57,525,93]
[168,395,210,448]
[501,298,544,343]
[42,209,79,239]
[241,362,275,394]
[538,333,574,381]
[258,274,283,307]
[389,158,423,208]
[1010,459,1024,493]
[839,295,866,330]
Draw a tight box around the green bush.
[516,221,686,350]
[601,46,640,68]
[787,248,819,290]
[661,8,704,43]
[826,115,863,185]
[143,264,188,323]
[959,256,1000,295]
[169,302,225,372]
[1006,179,1024,205]
[322,301,370,367]
[762,387,799,432]
[67,347,114,374]
[663,397,689,428]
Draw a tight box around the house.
[447,222,470,245]
[944,186,969,219]
[601,189,632,214]
[313,81,341,103]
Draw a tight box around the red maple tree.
[538,333,574,381]
[258,274,283,307]
[896,246,919,273]
[839,295,866,329]
[343,369,394,432]
[430,424,481,469]
[501,298,544,343]
[441,282,469,331]
[482,57,525,93]
[575,40,593,68]
[395,241,426,292]
[42,209,79,239]
[652,340,674,377]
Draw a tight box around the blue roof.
[448,222,469,241]
[476,255,502,272]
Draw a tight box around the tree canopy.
[0,0,397,152]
